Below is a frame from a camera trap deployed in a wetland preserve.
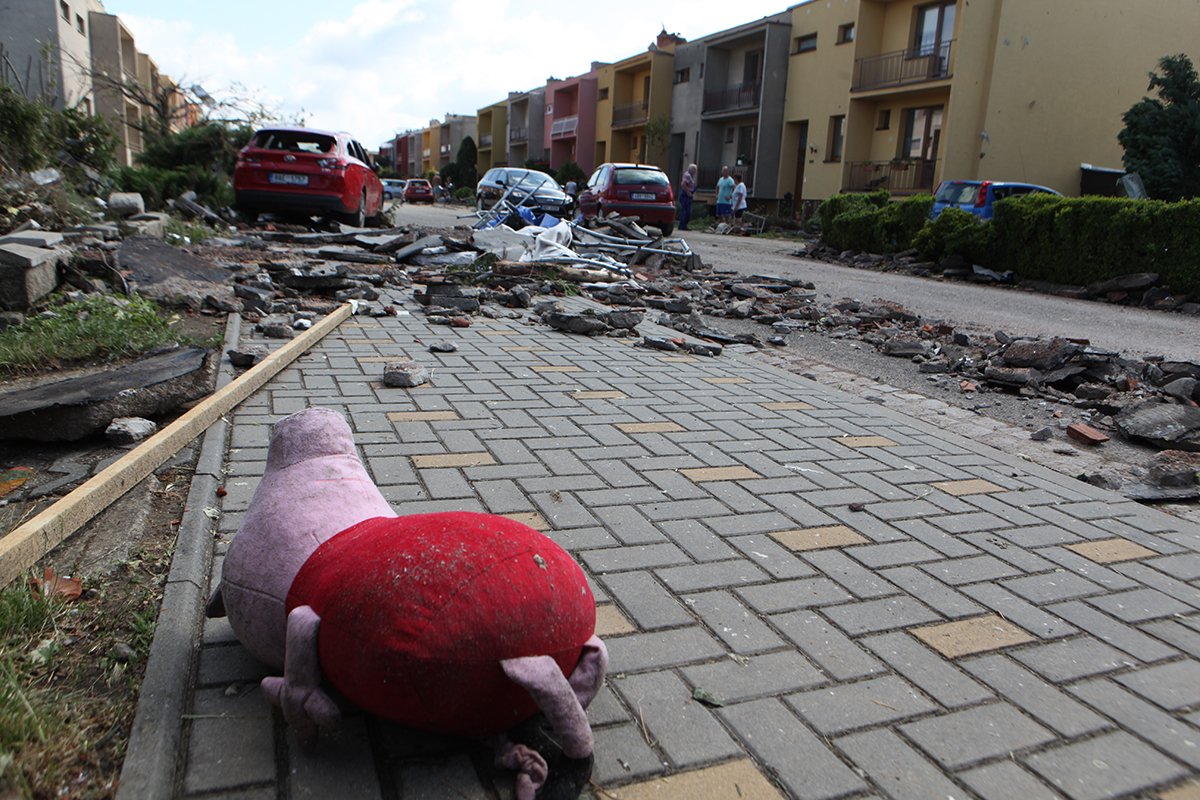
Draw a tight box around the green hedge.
[991,195,1200,294]
[912,207,993,263]
[820,192,932,253]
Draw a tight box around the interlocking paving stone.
[1049,601,1181,662]
[183,687,275,793]
[684,590,785,653]
[286,715,382,798]
[921,554,1022,585]
[1065,537,1156,563]
[959,760,1063,800]
[770,524,869,551]
[962,655,1110,737]
[596,604,637,637]
[838,435,897,448]
[1012,636,1137,682]
[582,543,692,573]
[680,650,825,704]
[1159,781,1200,800]
[1146,552,1200,581]
[385,410,459,421]
[723,533,816,579]
[803,549,899,599]
[899,702,1056,769]
[1085,587,1194,623]
[847,540,944,568]
[410,451,495,468]
[932,478,1006,495]
[1142,619,1200,659]
[1110,561,1200,610]
[822,596,941,636]
[833,728,965,800]
[861,631,993,707]
[1068,679,1200,769]
[610,671,742,768]
[598,571,694,630]
[655,559,770,592]
[587,684,631,727]
[787,674,937,735]
[1001,571,1106,604]
[1112,660,1200,710]
[735,576,853,614]
[880,565,985,619]
[1024,730,1188,800]
[1037,547,1141,591]
[771,610,885,680]
[196,643,269,686]
[604,627,726,673]
[718,699,869,799]
[599,759,785,799]
[910,614,1035,658]
[961,584,1078,639]
[591,723,664,785]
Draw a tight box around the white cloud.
[113,0,794,146]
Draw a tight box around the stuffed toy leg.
[206,407,395,670]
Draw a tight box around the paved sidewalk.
[165,294,1199,799]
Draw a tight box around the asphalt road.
[390,202,1200,363]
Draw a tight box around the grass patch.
[0,294,182,376]
[164,217,214,247]
[0,585,60,774]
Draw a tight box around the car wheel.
[341,190,366,227]
[237,207,259,224]
[659,222,674,236]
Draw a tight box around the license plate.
[631,192,655,201]
[269,173,308,186]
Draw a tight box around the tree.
[455,136,477,189]
[1118,54,1200,200]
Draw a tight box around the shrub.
[453,186,474,201]
[825,208,883,252]
[877,195,933,251]
[821,193,930,253]
[555,161,587,186]
[0,86,116,175]
[912,207,994,263]
[817,190,887,234]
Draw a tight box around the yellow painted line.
[0,304,354,588]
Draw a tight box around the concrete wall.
[0,0,95,110]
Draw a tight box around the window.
[743,50,762,84]
[59,1,69,21]
[725,127,735,144]
[794,33,817,54]
[545,103,553,115]
[674,68,690,84]
[876,109,891,130]
[75,13,85,34]
[827,115,845,162]
[598,87,609,100]
[901,105,943,160]
[914,1,956,55]
[837,23,855,44]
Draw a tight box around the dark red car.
[404,178,434,203]
[577,163,676,235]
[234,127,384,226]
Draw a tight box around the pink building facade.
[544,65,602,173]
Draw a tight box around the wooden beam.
[0,304,353,587]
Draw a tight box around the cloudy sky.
[101,0,795,147]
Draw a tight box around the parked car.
[404,178,434,203]
[382,179,406,200]
[476,167,574,218]
[577,163,675,235]
[234,127,384,226]
[930,180,1061,221]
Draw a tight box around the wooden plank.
[0,303,353,587]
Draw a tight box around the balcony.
[480,133,493,147]
[551,115,578,139]
[703,82,762,114]
[844,159,938,194]
[612,101,649,129]
[853,41,953,92]
[509,126,528,144]
[422,148,431,158]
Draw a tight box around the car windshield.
[509,171,558,191]
[615,167,668,186]
[254,130,336,154]
[410,180,430,188]
[934,182,978,204]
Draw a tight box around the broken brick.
[1066,423,1110,446]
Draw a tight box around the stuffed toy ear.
[568,636,608,709]
[500,655,593,760]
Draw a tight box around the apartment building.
[779,0,1200,202]
[669,13,791,200]
[476,101,508,173]
[594,31,683,173]
[505,88,545,169]
[437,113,476,170]
[545,65,602,173]
[0,0,101,110]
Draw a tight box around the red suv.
[234,127,384,226]
[577,163,676,235]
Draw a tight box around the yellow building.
[594,31,683,169]
[778,0,1200,202]
[476,101,508,173]
[421,124,436,176]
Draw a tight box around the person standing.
[678,163,697,231]
[715,166,735,225]
[731,173,748,232]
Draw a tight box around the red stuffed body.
[287,511,596,737]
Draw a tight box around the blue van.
[931,180,1061,220]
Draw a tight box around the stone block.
[0,230,64,248]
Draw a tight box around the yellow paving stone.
[910,614,1035,659]
[411,452,496,468]
[660,356,696,362]
[618,422,685,434]
[574,390,627,400]
[932,478,1006,496]
[771,525,869,551]
[504,511,550,530]
[594,604,636,637]
[703,377,749,384]
[1065,538,1158,564]
[839,435,897,448]
[385,411,460,422]
[532,365,582,373]
[762,401,815,411]
[679,466,761,482]
[479,330,518,336]
[602,759,784,799]
[503,346,545,352]
[1159,780,1200,800]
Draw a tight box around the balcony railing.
[551,115,578,138]
[612,101,649,128]
[844,159,938,193]
[480,133,493,147]
[440,144,451,155]
[703,82,762,114]
[853,41,953,92]
[509,126,528,143]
